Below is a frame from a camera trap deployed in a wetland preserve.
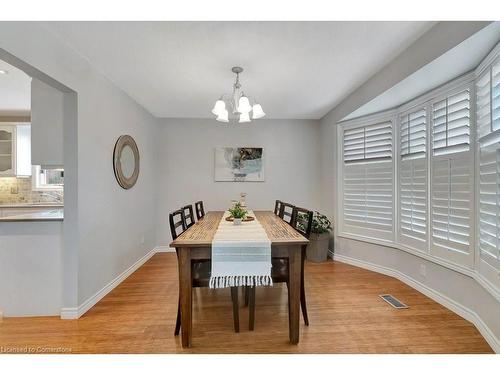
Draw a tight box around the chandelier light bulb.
[239,112,251,123]
[212,67,263,124]
[238,95,252,114]
[212,99,226,116]
[252,104,266,119]
[216,108,229,123]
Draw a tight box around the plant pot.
[233,218,242,225]
[306,232,330,262]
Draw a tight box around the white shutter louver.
[343,161,393,236]
[493,63,500,132]
[399,108,427,248]
[400,109,426,160]
[478,146,500,268]
[344,121,392,163]
[477,61,500,271]
[431,153,473,267]
[432,90,471,156]
[342,120,394,241]
[400,158,427,247]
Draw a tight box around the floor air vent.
[379,294,408,309]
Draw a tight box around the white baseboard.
[60,307,78,320]
[332,252,500,353]
[61,247,167,320]
[154,246,175,253]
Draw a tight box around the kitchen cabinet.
[16,124,31,176]
[0,124,16,176]
[0,123,31,177]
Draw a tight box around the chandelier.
[211,66,265,123]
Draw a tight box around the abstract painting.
[214,147,265,182]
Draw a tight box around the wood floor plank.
[0,253,493,353]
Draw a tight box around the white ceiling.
[44,21,434,119]
[345,22,500,120]
[0,59,31,115]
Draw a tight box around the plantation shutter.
[400,108,426,160]
[477,61,500,271]
[432,89,471,156]
[431,88,474,268]
[344,121,392,163]
[399,108,427,248]
[342,121,394,241]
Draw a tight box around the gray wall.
[0,22,160,308]
[156,118,321,246]
[0,222,62,316]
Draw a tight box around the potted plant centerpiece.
[229,202,247,225]
[302,212,333,262]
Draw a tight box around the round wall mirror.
[113,135,140,189]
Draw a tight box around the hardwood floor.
[0,252,493,353]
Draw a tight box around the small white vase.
[233,218,242,225]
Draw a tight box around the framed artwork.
[214,147,265,182]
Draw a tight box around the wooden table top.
[170,211,309,248]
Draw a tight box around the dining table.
[169,210,309,348]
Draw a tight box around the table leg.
[288,245,301,344]
[179,247,192,348]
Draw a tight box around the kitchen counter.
[0,203,64,208]
[0,208,64,222]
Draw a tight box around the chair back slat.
[182,205,195,228]
[279,202,295,224]
[291,206,313,238]
[169,209,187,240]
[195,201,205,220]
[274,200,282,216]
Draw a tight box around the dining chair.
[279,202,295,225]
[274,200,282,216]
[169,209,187,241]
[169,208,240,336]
[247,206,313,329]
[195,200,205,220]
[182,204,196,228]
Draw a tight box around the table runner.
[209,211,272,289]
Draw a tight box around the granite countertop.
[0,208,64,222]
[0,203,64,208]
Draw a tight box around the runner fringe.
[209,275,273,289]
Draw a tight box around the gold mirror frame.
[113,135,140,189]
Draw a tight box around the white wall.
[156,118,321,246]
[0,222,62,316]
[0,22,160,312]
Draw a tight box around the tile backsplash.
[0,177,63,204]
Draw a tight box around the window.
[477,60,500,272]
[338,43,500,300]
[399,108,427,248]
[32,165,64,191]
[430,87,474,268]
[342,119,394,241]
[343,121,392,163]
[432,89,471,156]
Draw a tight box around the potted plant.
[228,202,247,225]
[304,212,333,262]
